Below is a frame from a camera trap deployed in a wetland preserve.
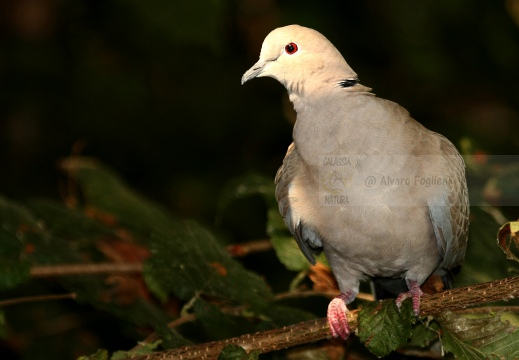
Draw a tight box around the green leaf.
[194,299,255,340]
[62,158,183,236]
[267,207,328,272]
[0,194,183,346]
[358,299,416,357]
[256,304,316,331]
[0,260,31,291]
[0,195,45,259]
[0,311,7,338]
[217,173,277,217]
[406,320,441,348]
[111,340,161,359]
[218,345,260,360]
[481,161,519,207]
[143,222,273,309]
[437,311,519,359]
[65,159,270,342]
[219,174,327,272]
[77,349,109,360]
[457,208,513,286]
[268,208,309,271]
[28,200,115,246]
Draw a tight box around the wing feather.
[275,142,322,265]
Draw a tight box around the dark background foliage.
[1,0,519,359]
[2,0,518,216]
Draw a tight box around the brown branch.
[131,290,372,352]
[30,263,143,277]
[0,293,77,307]
[126,276,519,360]
[418,276,519,315]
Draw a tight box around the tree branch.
[126,276,519,360]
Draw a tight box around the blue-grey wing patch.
[275,142,323,265]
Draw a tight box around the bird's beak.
[241,60,267,85]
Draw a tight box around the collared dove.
[241,25,469,339]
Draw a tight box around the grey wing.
[428,137,469,272]
[275,142,323,265]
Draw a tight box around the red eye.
[285,42,298,55]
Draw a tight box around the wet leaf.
[437,311,519,359]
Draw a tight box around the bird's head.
[241,25,357,95]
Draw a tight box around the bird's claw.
[327,293,351,339]
[395,280,423,316]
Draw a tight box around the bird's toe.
[395,280,423,315]
[327,294,350,339]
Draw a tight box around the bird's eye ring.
[285,42,298,55]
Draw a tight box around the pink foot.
[395,280,423,315]
[327,292,353,339]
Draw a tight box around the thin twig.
[30,263,143,277]
[0,293,77,307]
[27,237,271,278]
[27,239,269,278]
[226,239,272,257]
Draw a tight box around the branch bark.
[127,276,519,360]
